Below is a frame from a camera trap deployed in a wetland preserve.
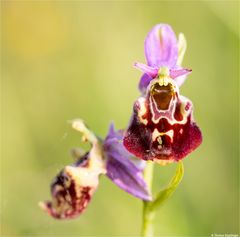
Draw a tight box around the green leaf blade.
[150,161,184,212]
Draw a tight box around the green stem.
[141,161,184,237]
[141,161,154,237]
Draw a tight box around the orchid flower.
[123,24,202,164]
[40,119,151,219]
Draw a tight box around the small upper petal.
[145,24,178,68]
[170,68,192,79]
[176,33,187,66]
[134,62,158,78]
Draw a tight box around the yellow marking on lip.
[151,129,174,143]
[138,97,148,125]
[165,129,174,143]
[152,128,161,141]
[163,79,168,86]
[158,76,172,87]
[159,78,164,86]
[157,67,171,87]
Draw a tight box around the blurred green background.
[1,1,239,236]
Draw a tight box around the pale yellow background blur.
[1,1,239,236]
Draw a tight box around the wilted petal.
[39,155,99,219]
[40,119,106,219]
[123,79,202,162]
[104,125,151,201]
[71,119,98,145]
[145,24,178,68]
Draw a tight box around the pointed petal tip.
[185,68,192,73]
[170,68,192,79]
[108,121,115,134]
[133,62,138,68]
[106,121,124,141]
[133,62,145,70]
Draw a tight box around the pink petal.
[170,68,192,79]
[104,124,152,201]
[138,73,153,94]
[134,62,158,78]
[145,24,178,68]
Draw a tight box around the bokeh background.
[1,1,239,236]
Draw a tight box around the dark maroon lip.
[123,86,202,162]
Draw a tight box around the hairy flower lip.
[123,107,202,162]
[123,87,202,162]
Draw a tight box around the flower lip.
[123,95,202,162]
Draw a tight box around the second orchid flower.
[40,120,151,219]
